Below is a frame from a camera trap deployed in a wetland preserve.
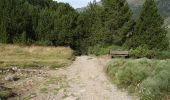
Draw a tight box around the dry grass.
[0,44,75,68]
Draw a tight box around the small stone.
[79,89,86,93]
[64,96,79,100]
[12,67,18,71]
[5,74,18,81]
[5,75,15,81]
[30,93,36,98]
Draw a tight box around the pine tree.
[127,0,169,50]
[75,1,102,54]
[54,3,78,46]
[0,22,8,43]
[0,31,8,43]
[89,1,106,46]
[0,0,8,43]
[36,9,55,41]
[101,0,134,45]
[21,31,27,44]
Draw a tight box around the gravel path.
[32,56,135,100]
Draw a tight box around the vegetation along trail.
[32,56,135,100]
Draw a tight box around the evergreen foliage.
[75,1,101,54]
[101,0,134,45]
[0,0,78,47]
[36,8,55,44]
[0,0,169,54]
[54,3,78,47]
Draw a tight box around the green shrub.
[116,59,150,86]
[155,51,170,59]
[129,45,156,58]
[128,45,170,59]
[88,45,123,56]
[105,59,126,78]
[105,58,170,100]
[140,61,170,99]
[88,45,109,56]
[35,40,53,46]
[0,32,8,43]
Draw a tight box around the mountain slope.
[128,0,170,18]
[77,0,170,18]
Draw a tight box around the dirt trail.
[4,56,136,100]
[32,56,134,100]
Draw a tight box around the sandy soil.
[32,56,134,100]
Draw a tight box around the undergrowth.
[105,58,170,100]
[88,45,123,56]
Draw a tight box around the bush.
[129,45,156,58]
[154,50,170,59]
[88,45,123,56]
[13,32,34,45]
[0,32,8,43]
[128,45,170,59]
[140,61,170,99]
[35,40,53,46]
[116,59,150,86]
[105,59,126,78]
[105,58,170,100]
[140,71,170,100]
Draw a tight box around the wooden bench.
[110,51,129,58]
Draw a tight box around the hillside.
[128,0,170,19]
[77,0,170,25]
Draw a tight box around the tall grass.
[105,58,170,100]
[0,44,74,68]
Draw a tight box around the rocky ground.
[0,56,137,100]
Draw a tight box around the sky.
[56,0,100,8]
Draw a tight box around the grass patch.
[21,96,31,100]
[40,88,48,93]
[46,77,61,84]
[0,44,75,69]
[105,58,170,100]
